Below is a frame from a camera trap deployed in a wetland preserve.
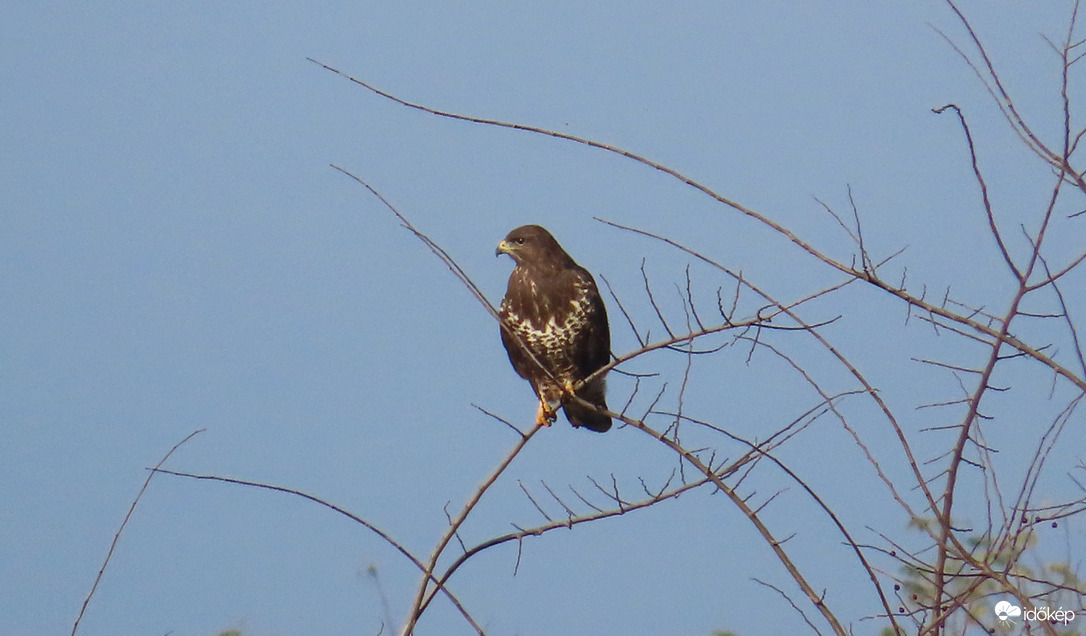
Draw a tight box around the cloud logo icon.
[994,600,1022,623]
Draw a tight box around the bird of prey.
[496,225,612,432]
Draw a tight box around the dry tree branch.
[1034,253,1086,378]
[72,429,205,636]
[669,396,901,633]
[814,195,860,246]
[517,480,553,522]
[599,273,645,347]
[154,468,487,636]
[921,7,1086,629]
[554,368,879,634]
[641,258,674,338]
[413,378,875,630]
[471,403,527,437]
[400,425,540,636]
[330,164,500,322]
[928,20,1050,165]
[413,469,718,619]
[937,0,1082,187]
[593,219,942,535]
[931,104,1021,282]
[589,220,1080,635]
[846,185,874,274]
[930,303,1014,632]
[614,407,850,635]
[753,577,826,636]
[1009,394,1083,534]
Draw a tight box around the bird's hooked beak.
[495,240,512,257]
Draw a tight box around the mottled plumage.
[496,225,611,432]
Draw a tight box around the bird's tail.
[563,378,611,433]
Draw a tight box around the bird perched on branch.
[496,225,612,432]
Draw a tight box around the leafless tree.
[77,3,1086,635]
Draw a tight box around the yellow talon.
[535,399,557,427]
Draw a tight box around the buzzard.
[496,225,612,432]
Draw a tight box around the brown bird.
[496,225,612,432]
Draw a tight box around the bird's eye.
[515,237,526,245]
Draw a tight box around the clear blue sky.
[3,2,1083,635]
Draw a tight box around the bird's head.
[495,224,569,267]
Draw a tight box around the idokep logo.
[994,600,1021,626]
[993,600,1077,628]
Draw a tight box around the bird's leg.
[535,396,557,427]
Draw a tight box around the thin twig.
[72,429,205,636]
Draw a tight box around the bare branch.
[73,429,205,636]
